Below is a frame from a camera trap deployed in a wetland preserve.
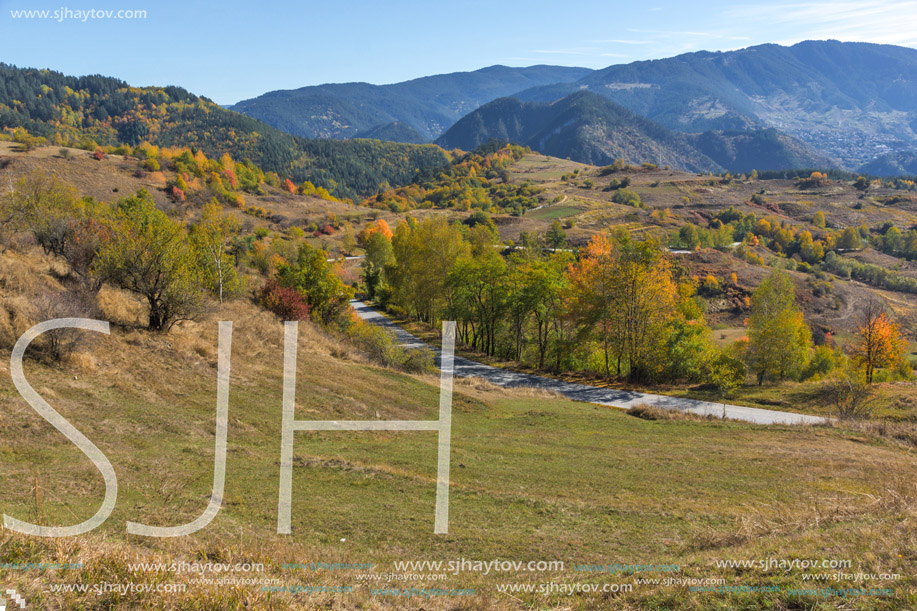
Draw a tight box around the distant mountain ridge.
[859,151,917,176]
[231,41,917,174]
[231,65,593,141]
[516,40,917,169]
[436,91,831,173]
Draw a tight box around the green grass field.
[528,205,582,220]
[0,301,915,609]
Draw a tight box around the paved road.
[351,301,826,426]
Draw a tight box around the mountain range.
[435,91,832,173]
[230,65,592,141]
[6,40,917,191]
[234,41,917,175]
[516,40,917,169]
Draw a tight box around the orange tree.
[851,298,907,384]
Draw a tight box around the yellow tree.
[567,233,619,377]
[190,199,241,304]
[851,298,907,384]
[567,233,678,381]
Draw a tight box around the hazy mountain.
[858,151,917,176]
[436,91,829,173]
[687,129,836,173]
[230,65,592,141]
[436,92,721,172]
[516,41,917,169]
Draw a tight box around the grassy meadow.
[0,256,914,608]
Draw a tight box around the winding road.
[351,301,826,426]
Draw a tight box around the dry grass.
[626,402,719,421]
[453,376,564,401]
[835,418,917,448]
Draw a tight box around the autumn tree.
[812,210,826,229]
[388,218,468,323]
[567,233,620,377]
[745,270,812,384]
[357,218,393,246]
[95,190,204,331]
[190,200,241,303]
[798,171,829,189]
[707,349,747,415]
[837,226,862,250]
[568,233,678,381]
[341,223,357,255]
[3,172,110,293]
[3,170,79,234]
[275,242,354,324]
[515,253,571,368]
[449,250,508,356]
[850,298,906,384]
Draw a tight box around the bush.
[821,370,874,419]
[612,188,642,208]
[803,344,840,381]
[32,291,99,362]
[345,320,435,373]
[94,190,203,331]
[627,403,696,421]
[256,279,311,321]
[699,275,721,296]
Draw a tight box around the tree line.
[362,216,911,390]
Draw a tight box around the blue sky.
[1,0,916,104]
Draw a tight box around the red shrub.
[168,185,185,201]
[283,178,297,194]
[321,224,335,235]
[224,168,238,189]
[92,148,105,161]
[257,279,311,321]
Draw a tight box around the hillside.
[354,121,426,144]
[361,146,917,368]
[2,250,914,609]
[860,151,917,176]
[436,92,721,171]
[436,92,828,173]
[230,65,593,141]
[0,64,449,200]
[0,143,916,609]
[687,128,836,173]
[517,40,917,170]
